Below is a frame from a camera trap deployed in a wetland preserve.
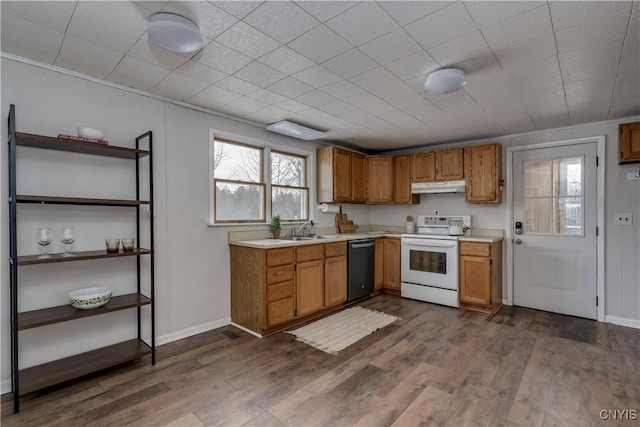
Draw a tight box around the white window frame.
[208,129,315,226]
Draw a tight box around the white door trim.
[505,136,606,322]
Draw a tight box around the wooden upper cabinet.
[436,148,464,181]
[412,148,463,182]
[367,156,394,204]
[412,151,436,182]
[393,155,418,204]
[465,142,502,204]
[317,146,350,203]
[619,122,640,164]
[351,152,367,203]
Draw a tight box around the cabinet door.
[351,152,367,202]
[436,148,464,181]
[374,239,384,291]
[412,152,436,182]
[333,148,352,202]
[367,156,394,204]
[619,122,640,164]
[393,155,413,203]
[266,297,295,328]
[296,260,324,317]
[383,239,400,289]
[465,143,502,204]
[459,255,491,306]
[324,256,347,306]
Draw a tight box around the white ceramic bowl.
[77,126,104,140]
[69,287,112,310]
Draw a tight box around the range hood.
[411,180,466,194]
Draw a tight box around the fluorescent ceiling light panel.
[424,68,467,94]
[266,120,327,140]
[148,13,203,53]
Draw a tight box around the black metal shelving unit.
[7,104,155,412]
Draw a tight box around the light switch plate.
[614,212,633,225]
[628,172,640,181]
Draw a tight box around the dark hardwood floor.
[2,295,639,426]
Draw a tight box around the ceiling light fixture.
[266,120,327,140]
[424,68,467,94]
[147,12,203,53]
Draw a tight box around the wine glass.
[59,227,76,257]
[36,228,52,259]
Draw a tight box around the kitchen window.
[210,132,311,225]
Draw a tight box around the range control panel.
[416,215,472,229]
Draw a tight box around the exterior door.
[512,143,597,319]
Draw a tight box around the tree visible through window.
[271,151,308,221]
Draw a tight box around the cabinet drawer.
[324,241,346,258]
[267,248,294,267]
[296,244,323,262]
[267,265,294,284]
[460,242,491,257]
[266,281,294,302]
[266,297,294,328]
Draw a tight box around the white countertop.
[229,232,402,249]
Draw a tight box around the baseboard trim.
[605,315,640,329]
[1,380,11,395]
[155,317,231,346]
[502,299,509,305]
[230,322,262,338]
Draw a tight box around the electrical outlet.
[628,172,640,181]
[614,212,633,225]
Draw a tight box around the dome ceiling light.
[147,12,203,53]
[424,68,467,94]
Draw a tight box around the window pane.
[214,140,261,182]
[215,182,264,221]
[525,198,551,234]
[554,157,582,196]
[524,160,552,197]
[272,187,308,220]
[555,197,582,235]
[272,152,305,186]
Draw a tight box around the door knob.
[514,238,522,244]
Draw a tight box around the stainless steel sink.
[283,235,335,241]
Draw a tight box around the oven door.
[401,237,458,290]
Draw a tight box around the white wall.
[0,58,346,391]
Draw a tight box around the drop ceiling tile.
[258,46,315,75]
[132,1,168,12]
[151,84,206,102]
[494,34,558,70]
[244,2,319,44]
[295,1,359,23]
[55,36,123,79]
[225,96,270,113]
[292,66,342,88]
[187,93,226,110]
[321,80,366,98]
[287,24,352,63]
[562,62,619,85]
[481,5,552,51]
[246,89,289,105]
[0,1,75,32]
[0,13,64,64]
[75,1,151,35]
[378,1,451,26]
[192,41,252,74]
[215,76,262,95]
[268,77,315,98]
[318,99,360,115]
[274,99,313,113]
[322,49,379,79]
[349,67,399,91]
[233,62,286,88]
[173,60,229,85]
[385,51,439,81]
[210,1,262,19]
[428,31,492,67]
[326,2,399,46]
[359,29,424,65]
[564,78,615,99]
[67,12,142,54]
[254,105,291,122]
[370,81,418,102]
[555,9,630,54]
[405,2,478,50]
[161,1,238,40]
[550,1,631,32]
[295,89,337,107]
[152,72,210,98]
[343,92,387,110]
[464,1,545,29]
[195,85,243,105]
[215,21,280,59]
[127,39,190,69]
[107,56,172,91]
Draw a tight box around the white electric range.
[401,215,472,307]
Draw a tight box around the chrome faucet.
[291,221,313,237]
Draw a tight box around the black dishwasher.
[347,239,375,302]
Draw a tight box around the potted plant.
[270,215,281,239]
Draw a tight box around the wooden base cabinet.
[231,241,347,336]
[374,238,401,294]
[459,241,502,314]
[619,121,640,164]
